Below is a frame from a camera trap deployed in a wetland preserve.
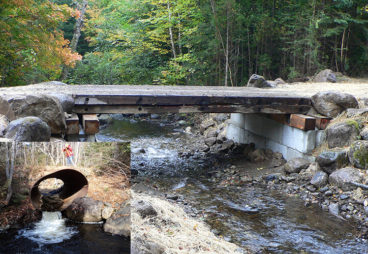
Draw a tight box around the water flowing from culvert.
[18,211,77,245]
[98,114,368,253]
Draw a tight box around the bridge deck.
[1,82,367,114]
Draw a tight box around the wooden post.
[66,114,79,135]
[82,114,100,135]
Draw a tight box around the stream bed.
[98,115,368,253]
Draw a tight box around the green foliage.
[0,0,81,86]
[1,0,368,86]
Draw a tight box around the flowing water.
[0,211,130,254]
[98,114,368,253]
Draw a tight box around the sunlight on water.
[18,212,77,245]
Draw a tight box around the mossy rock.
[348,140,368,169]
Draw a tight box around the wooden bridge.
[1,82,367,115]
[1,82,367,136]
[0,84,319,115]
[0,82,365,115]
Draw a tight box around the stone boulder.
[313,69,337,83]
[284,157,310,174]
[135,200,157,219]
[346,108,368,118]
[5,117,51,141]
[348,140,368,169]
[104,202,130,237]
[102,205,115,220]
[0,96,15,120]
[65,197,104,222]
[204,137,217,147]
[311,91,358,118]
[329,167,364,191]
[360,126,368,140]
[247,74,275,88]
[325,121,359,148]
[6,94,66,134]
[310,171,328,188]
[316,149,349,174]
[0,115,9,137]
[200,120,216,134]
[274,78,286,85]
[49,93,75,113]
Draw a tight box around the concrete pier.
[226,113,325,161]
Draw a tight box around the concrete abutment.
[226,113,325,161]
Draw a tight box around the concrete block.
[226,113,323,161]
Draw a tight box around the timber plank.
[66,114,79,135]
[82,114,100,135]
[73,104,311,115]
[289,114,316,131]
[316,117,331,130]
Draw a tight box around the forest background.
[1,0,367,87]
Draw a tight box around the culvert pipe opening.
[30,169,88,211]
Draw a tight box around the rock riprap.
[311,91,358,118]
[325,121,359,148]
[5,116,51,141]
[104,202,130,237]
[247,74,275,88]
[0,96,15,120]
[0,115,9,137]
[310,171,328,188]
[313,69,337,83]
[6,94,66,134]
[329,167,363,191]
[348,140,368,169]
[284,157,310,174]
[65,197,104,222]
[316,149,349,174]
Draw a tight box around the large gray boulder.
[5,117,51,141]
[313,69,337,83]
[247,74,275,88]
[325,121,359,148]
[49,93,75,113]
[316,149,349,174]
[310,171,328,188]
[348,140,368,169]
[284,157,310,174]
[0,115,9,137]
[0,96,15,120]
[65,197,104,222]
[311,91,358,118]
[329,167,363,191]
[104,202,130,237]
[6,94,66,134]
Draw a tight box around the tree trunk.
[340,28,346,73]
[61,0,88,80]
[167,1,177,59]
[4,142,15,205]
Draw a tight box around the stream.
[98,114,368,253]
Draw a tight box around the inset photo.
[0,142,131,254]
